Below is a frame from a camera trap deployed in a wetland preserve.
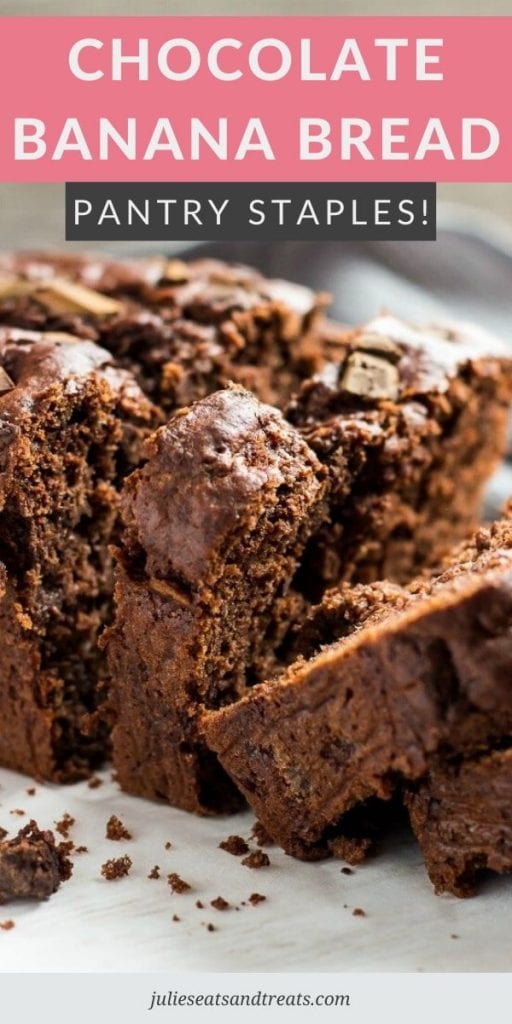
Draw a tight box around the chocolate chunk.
[0,367,14,394]
[35,278,124,317]
[162,259,191,283]
[354,331,402,363]
[340,350,400,401]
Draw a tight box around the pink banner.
[0,16,510,182]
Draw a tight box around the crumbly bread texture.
[405,747,512,897]
[0,251,331,413]
[0,821,72,902]
[1,250,512,836]
[0,326,156,781]
[288,314,512,593]
[205,507,512,858]
[104,385,327,813]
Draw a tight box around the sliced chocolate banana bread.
[288,314,512,594]
[103,385,327,813]
[405,748,512,897]
[0,327,156,781]
[0,251,330,412]
[205,509,512,858]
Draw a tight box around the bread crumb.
[9,809,25,817]
[168,872,191,894]
[75,846,88,854]
[148,866,160,880]
[101,856,132,880]
[0,920,14,931]
[251,821,274,847]
[55,813,75,838]
[172,914,181,922]
[341,867,354,876]
[352,907,366,917]
[195,900,204,909]
[241,850,270,869]
[219,835,249,856]
[106,815,132,841]
[26,788,36,797]
[211,896,229,911]
[164,841,172,851]
[206,923,216,932]
[248,892,266,905]
[87,777,103,789]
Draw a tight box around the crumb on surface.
[26,788,36,797]
[248,892,266,905]
[75,846,88,854]
[87,777,103,790]
[451,934,459,940]
[206,923,216,932]
[100,855,132,880]
[167,872,191,894]
[57,841,74,857]
[55,813,75,838]
[0,920,14,930]
[241,850,270,869]
[195,899,204,909]
[341,867,354,876]
[0,820,72,902]
[164,841,172,851]
[148,865,160,880]
[9,809,25,817]
[219,835,249,857]
[106,815,132,841]
[172,914,181,922]
[352,907,366,917]
[251,821,274,847]
[211,896,229,911]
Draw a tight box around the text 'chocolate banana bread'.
[104,385,327,814]
[0,327,156,781]
[288,314,512,593]
[205,509,512,858]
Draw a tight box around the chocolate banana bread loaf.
[0,251,331,413]
[104,385,327,813]
[205,509,512,858]
[405,748,512,897]
[288,314,512,594]
[0,326,156,781]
